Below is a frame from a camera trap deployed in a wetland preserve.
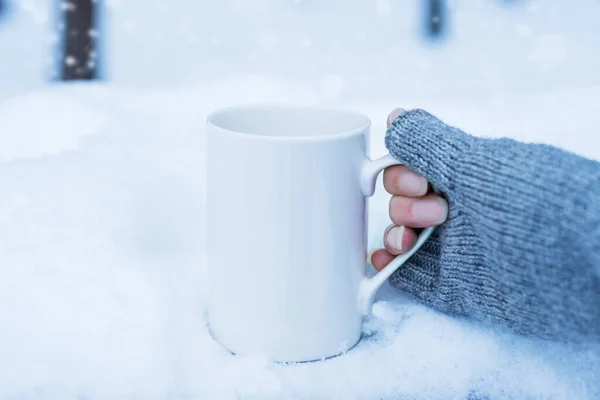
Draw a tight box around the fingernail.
[398,170,428,196]
[385,226,405,252]
[411,197,448,225]
[387,108,406,126]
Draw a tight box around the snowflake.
[64,56,78,67]
[59,1,76,11]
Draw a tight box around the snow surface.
[1,1,600,399]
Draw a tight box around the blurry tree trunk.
[425,0,445,38]
[61,0,98,80]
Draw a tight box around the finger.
[390,194,448,227]
[383,224,418,255]
[387,108,406,128]
[383,165,428,197]
[369,249,394,271]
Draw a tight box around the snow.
[1,1,600,399]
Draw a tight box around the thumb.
[385,108,475,195]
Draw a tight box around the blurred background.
[0,0,599,104]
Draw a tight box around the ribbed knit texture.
[385,109,600,343]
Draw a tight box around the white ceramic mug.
[206,104,434,363]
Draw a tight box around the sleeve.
[385,109,600,343]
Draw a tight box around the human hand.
[369,108,449,271]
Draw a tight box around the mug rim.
[206,103,371,142]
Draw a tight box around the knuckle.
[389,196,412,225]
[383,165,408,194]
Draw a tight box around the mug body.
[206,105,371,362]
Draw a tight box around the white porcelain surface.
[206,104,434,362]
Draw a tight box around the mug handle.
[358,153,436,316]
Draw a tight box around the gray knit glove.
[385,109,600,343]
